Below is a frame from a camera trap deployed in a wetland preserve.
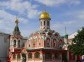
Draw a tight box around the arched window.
[53,39,56,47]
[47,43,50,47]
[39,43,41,45]
[45,53,52,59]
[18,40,20,47]
[53,42,55,47]
[47,21,49,26]
[17,54,21,59]
[46,38,50,47]
[34,52,40,58]
[41,21,42,26]
[28,53,32,59]
[44,21,45,26]
[33,43,35,47]
[14,40,16,47]
[29,44,30,47]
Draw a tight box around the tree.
[68,27,84,55]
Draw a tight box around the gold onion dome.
[39,11,51,20]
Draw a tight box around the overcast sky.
[0,0,84,37]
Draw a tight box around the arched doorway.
[22,53,26,62]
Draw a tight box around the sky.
[0,0,84,37]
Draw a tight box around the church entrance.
[22,53,26,62]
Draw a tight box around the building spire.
[13,17,20,35]
[64,26,68,38]
[65,27,67,35]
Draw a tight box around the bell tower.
[8,18,23,62]
[9,18,22,51]
[39,11,51,31]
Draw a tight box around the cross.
[15,17,19,25]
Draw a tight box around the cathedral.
[8,11,66,62]
[0,11,81,62]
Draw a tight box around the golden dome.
[39,11,51,19]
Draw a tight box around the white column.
[75,55,77,62]
[16,54,18,62]
[21,53,23,62]
[43,54,45,62]
[52,53,54,61]
[26,53,28,62]
[40,52,42,59]
[59,54,62,62]
[16,39,18,48]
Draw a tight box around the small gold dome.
[39,11,51,19]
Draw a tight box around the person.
[82,55,84,62]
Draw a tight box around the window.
[53,42,55,47]
[47,43,50,47]
[29,44,30,47]
[44,21,45,25]
[28,53,32,59]
[47,21,49,26]
[14,40,16,47]
[41,21,42,26]
[45,53,52,59]
[33,43,35,47]
[18,40,20,47]
[34,52,40,58]
[17,54,21,59]
[39,43,41,45]
[53,39,56,47]
[46,38,50,47]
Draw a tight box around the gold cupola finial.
[15,17,19,25]
[39,11,51,20]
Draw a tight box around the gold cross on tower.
[15,17,19,25]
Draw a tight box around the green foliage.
[68,27,84,55]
